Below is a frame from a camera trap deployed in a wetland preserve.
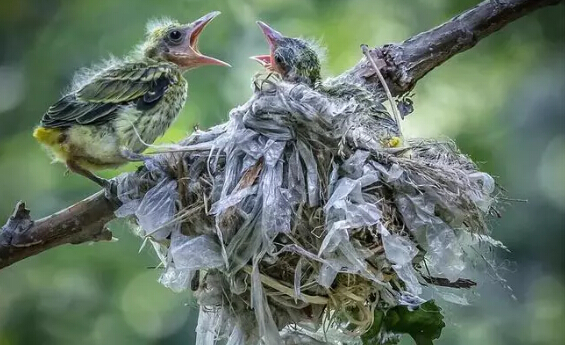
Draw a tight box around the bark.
[0,192,115,268]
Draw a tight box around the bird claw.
[101,178,122,205]
[119,148,164,173]
[120,148,149,162]
[118,147,168,177]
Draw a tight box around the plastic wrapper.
[225,325,246,345]
[395,193,466,282]
[135,178,179,241]
[261,160,291,236]
[251,262,281,344]
[380,225,422,294]
[288,148,307,204]
[209,186,257,215]
[195,307,225,345]
[321,172,381,256]
[318,263,338,288]
[169,232,224,271]
[114,172,144,217]
[468,172,496,212]
[158,265,193,293]
[297,139,319,207]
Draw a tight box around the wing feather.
[40,62,176,128]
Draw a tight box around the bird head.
[251,21,321,86]
[141,11,230,69]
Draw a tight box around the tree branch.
[0,0,560,270]
[0,191,116,269]
[348,0,562,96]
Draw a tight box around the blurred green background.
[0,0,563,344]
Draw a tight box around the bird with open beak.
[251,21,321,86]
[251,20,403,151]
[33,11,230,189]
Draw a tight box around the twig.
[361,44,403,133]
[423,276,477,289]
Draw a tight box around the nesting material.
[115,76,504,344]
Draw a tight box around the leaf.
[361,309,385,344]
[385,300,445,345]
[362,300,445,345]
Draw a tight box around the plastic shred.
[396,193,466,282]
[135,178,179,241]
[170,232,224,271]
[251,261,282,344]
[158,266,193,293]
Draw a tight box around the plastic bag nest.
[114,78,504,345]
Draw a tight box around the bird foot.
[120,148,150,162]
[119,148,164,173]
[100,178,122,206]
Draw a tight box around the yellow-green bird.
[33,11,230,188]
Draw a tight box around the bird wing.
[41,62,177,128]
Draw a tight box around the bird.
[33,11,230,189]
[251,21,321,87]
[250,21,402,154]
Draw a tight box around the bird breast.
[115,79,188,153]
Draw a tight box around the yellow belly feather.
[33,126,124,171]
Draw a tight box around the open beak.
[256,21,283,47]
[249,21,284,70]
[249,54,271,67]
[178,11,231,68]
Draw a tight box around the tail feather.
[33,127,62,146]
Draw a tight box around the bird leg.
[65,160,120,203]
[66,160,110,188]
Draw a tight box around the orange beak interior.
[176,11,231,68]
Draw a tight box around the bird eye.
[274,55,284,65]
[168,30,183,43]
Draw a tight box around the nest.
[114,77,504,345]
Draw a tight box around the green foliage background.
[0,1,563,344]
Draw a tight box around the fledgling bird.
[250,21,402,153]
[251,21,321,87]
[33,11,230,188]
